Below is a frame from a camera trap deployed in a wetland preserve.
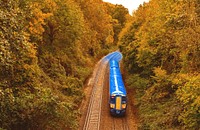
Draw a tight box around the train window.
[122,96,126,102]
[110,96,115,103]
[122,97,126,104]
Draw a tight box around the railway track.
[83,59,108,130]
[112,117,129,130]
[82,51,133,130]
[122,117,130,130]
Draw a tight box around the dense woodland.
[0,0,128,129]
[0,0,199,129]
[119,0,200,129]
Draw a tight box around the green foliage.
[119,22,142,74]
[119,0,200,129]
[138,97,182,130]
[143,68,176,102]
[127,74,149,90]
[126,74,149,105]
[0,0,128,129]
[175,74,200,129]
[0,86,79,129]
[43,0,85,46]
[1,0,127,128]
[76,0,115,55]
[104,3,129,44]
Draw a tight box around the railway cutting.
[81,51,137,130]
[83,60,108,130]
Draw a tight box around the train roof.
[109,59,126,96]
[110,67,121,76]
[109,75,126,95]
[109,60,119,68]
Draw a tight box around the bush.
[175,74,200,129]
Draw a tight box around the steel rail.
[83,52,121,130]
[122,117,130,130]
[112,118,129,130]
[83,60,107,130]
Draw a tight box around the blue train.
[109,60,127,116]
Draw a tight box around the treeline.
[119,0,200,129]
[0,0,129,129]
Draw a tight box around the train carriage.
[109,60,127,116]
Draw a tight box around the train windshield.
[110,96,126,103]
[122,96,126,103]
[110,96,115,103]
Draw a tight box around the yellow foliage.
[28,2,52,39]
[105,35,114,44]
[176,74,200,128]
[172,73,188,85]
[153,67,167,78]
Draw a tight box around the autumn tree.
[104,3,129,44]
[0,0,90,129]
[119,0,200,129]
[75,0,115,56]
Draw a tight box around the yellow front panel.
[116,97,121,110]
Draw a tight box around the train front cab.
[109,94,127,116]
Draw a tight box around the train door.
[115,95,122,110]
[115,95,122,114]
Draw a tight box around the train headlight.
[122,104,126,109]
[110,104,115,108]
[111,96,115,99]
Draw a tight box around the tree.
[118,0,200,129]
[105,3,129,44]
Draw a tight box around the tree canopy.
[0,0,129,129]
[119,0,200,129]
[1,0,199,129]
